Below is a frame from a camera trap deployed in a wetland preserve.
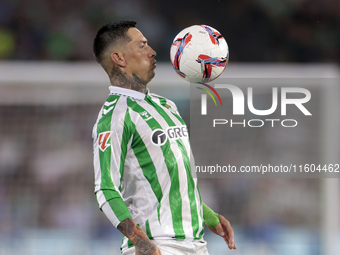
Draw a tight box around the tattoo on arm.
[110,65,147,94]
[117,218,156,255]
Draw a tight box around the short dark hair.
[93,21,137,64]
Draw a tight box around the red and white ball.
[170,25,229,83]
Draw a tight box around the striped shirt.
[92,86,204,251]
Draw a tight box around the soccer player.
[92,21,236,255]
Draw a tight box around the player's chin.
[144,70,155,85]
[149,69,156,79]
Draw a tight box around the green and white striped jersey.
[93,86,205,251]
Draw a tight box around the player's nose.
[149,46,157,58]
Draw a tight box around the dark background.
[1,0,339,62]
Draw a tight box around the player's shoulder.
[103,93,126,114]
[96,94,128,126]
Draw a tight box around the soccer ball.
[170,25,229,84]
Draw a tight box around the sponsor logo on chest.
[150,125,188,146]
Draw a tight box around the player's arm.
[94,109,161,254]
[93,106,135,226]
[117,217,161,255]
[100,195,161,255]
[203,203,237,250]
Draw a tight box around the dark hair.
[93,21,137,64]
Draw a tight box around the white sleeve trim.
[102,201,121,228]
[96,190,107,208]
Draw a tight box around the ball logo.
[151,125,189,146]
[201,25,224,45]
[151,129,167,146]
[196,54,227,83]
[171,32,192,78]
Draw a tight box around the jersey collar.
[109,86,149,100]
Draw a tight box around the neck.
[109,65,147,94]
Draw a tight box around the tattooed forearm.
[110,65,147,93]
[117,218,156,255]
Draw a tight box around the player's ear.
[111,52,127,67]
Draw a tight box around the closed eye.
[141,40,148,48]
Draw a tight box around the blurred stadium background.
[0,0,340,254]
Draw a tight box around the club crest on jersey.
[150,125,189,146]
[98,131,112,152]
[164,104,177,115]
